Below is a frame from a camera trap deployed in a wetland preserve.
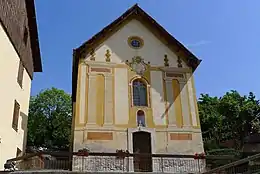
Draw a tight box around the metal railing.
[203,153,260,174]
[8,151,252,173]
[6,151,208,173]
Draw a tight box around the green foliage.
[27,88,72,150]
[199,90,260,151]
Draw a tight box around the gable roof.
[72,4,202,101]
[26,0,42,73]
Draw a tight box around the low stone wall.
[152,157,206,173]
[72,156,206,173]
[72,156,128,172]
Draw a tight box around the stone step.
[10,170,190,174]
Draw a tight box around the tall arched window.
[132,79,148,106]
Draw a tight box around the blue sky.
[32,0,260,98]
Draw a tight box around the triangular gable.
[74,4,201,70]
[72,4,202,102]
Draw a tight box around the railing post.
[81,156,84,172]
[161,157,164,172]
[197,159,200,173]
[126,156,129,172]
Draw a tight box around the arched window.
[132,79,148,106]
[137,110,146,127]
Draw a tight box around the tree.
[198,91,260,151]
[218,91,260,149]
[198,94,220,150]
[27,88,72,151]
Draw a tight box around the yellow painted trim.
[112,68,115,125]
[144,65,151,84]
[96,74,105,126]
[172,79,183,128]
[75,63,83,127]
[86,132,113,140]
[127,36,144,49]
[155,125,167,129]
[114,64,129,68]
[128,71,156,128]
[84,66,89,126]
[191,75,201,128]
[185,74,193,127]
[150,67,163,71]
[162,72,169,126]
[129,76,150,107]
[130,75,149,84]
[113,124,167,129]
[128,69,134,126]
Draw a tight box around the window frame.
[127,36,144,49]
[17,60,24,88]
[12,100,20,132]
[136,110,146,127]
[130,77,150,107]
[23,26,28,45]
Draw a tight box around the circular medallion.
[128,36,144,49]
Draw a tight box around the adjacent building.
[72,4,204,172]
[0,0,42,169]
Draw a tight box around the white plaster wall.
[0,24,32,169]
[179,82,191,127]
[165,80,176,126]
[155,132,168,153]
[114,68,129,125]
[150,71,166,126]
[79,65,86,124]
[73,130,127,153]
[85,19,188,68]
[186,73,198,126]
[87,74,97,125]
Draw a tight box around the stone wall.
[72,156,206,173]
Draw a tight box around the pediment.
[74,4,201,71]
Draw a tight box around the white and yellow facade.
[72,5,203,157]
[0,0,42,169]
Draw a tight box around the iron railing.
[7,151,208,173]
[203,153,260,174]
[7,151,251,173]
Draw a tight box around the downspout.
[166,127,169,153]
[126,128,129,172]
[127,128,129,151]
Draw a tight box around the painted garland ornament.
[126,56,148,76]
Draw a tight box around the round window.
[128,36,144,49]
[131,39,141,48]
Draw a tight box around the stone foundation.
[152,157,206,173]
[72,156,206,173]
[72,156,128,172]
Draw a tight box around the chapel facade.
[71,4,204,162]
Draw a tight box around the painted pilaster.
[172,79,183,128]
[79,65,87,124]
[104,75,113,126]
[179,79,190,127]
[86,74,97,126]
[165,79,176,127]
[186,73,198,126]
